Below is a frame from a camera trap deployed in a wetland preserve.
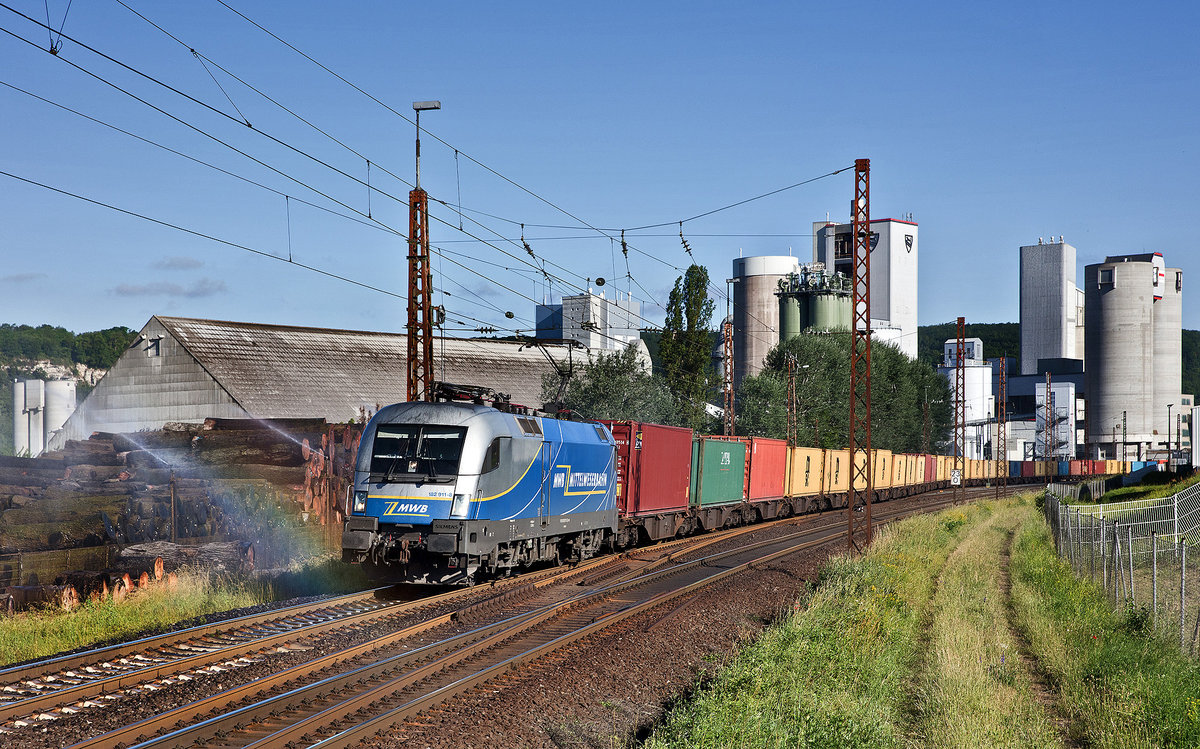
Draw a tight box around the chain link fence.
[1044,480,1200,654]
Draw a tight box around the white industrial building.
[1019,238,1085,375]
[813,218,919,359]
[1084,253,1183,461]
[938,337,993,460]
[1034,380,1078,460]
[535,290,642,351]
[49,316,595,450]
[12,378,76,457]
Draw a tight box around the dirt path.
[1001,527,1083,748]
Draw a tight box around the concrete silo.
[732,255,798,389]
[1084,253,1181,458]
[43,379,77,451]
[1155,261,1183,449]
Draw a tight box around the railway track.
[0,506,824,735]
[2,484,1021,747]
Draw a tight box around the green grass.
[0,555,369,667]
[1094,472,1200,505]
[1010,511,1200,747]
[910,501,1060,747]
[645,504,985,748]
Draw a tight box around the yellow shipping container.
[786,447,825,497]
[874,450,893,490]
[825,449,849,493]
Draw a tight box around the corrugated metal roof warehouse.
[49,316,590,448]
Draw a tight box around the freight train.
[340,401,1131,585]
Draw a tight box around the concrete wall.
[1020,241,1078,375]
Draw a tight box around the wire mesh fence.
[1045,482,1200,654]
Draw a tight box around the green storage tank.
[778,294,806,341]
[809,291,851,331]
[690,437,747,507]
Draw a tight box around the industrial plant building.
[727,217,919,390]
[1019,238,1085,375]
[813,218,919,359]
[1084,253,1183,460]
[48,316,590,450]
[535,290,642,351]
[937,337,993,459]
[12,378,76,457]
[1002,242,1189,464]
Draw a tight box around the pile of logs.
[1,553,172,613]
[0,418,363,605]
[0,539,254,614]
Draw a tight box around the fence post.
[1070,508,1080,566]
[1181,539,1187,651]
[1176,494,1181,560]
[1089,513,1096,582]
[1108,520,1118,602]
[1153,531,1159,628]
[1102,520,1108,592]
[1123,523,1132,604]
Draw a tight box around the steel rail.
[119,495,982,749]
[41,485,1015,746]
[92,524,835,749]
[47,514,825,746]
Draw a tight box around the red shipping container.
[1021,461,1036,478]
[729,437,788,501]
[600,421,693,517]
[922,454,936,483]
[1069,460,1083,476]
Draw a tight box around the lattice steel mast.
[996,357,1007,499]
[407,101,439,402]
[847,159,872,551]
[953,317,966,505]
[723,319,735,436]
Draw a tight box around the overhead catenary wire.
[0,20,611,329]
[10,4,821,360]
[63,3,807,347]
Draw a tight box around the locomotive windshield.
[368,425,466,483]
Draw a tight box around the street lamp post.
[1167,402,1174,468]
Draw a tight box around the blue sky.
[2,0,1197,337]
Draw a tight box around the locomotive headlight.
[353,491,368,513]
[450,493,470,518]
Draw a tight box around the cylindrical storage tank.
[733,256,799,390]
[1084,257,1160,452]
[12,380,28,457]
[808,291,850,332]
[778,294,806,341]
[20,379,45,458]
[1154,263,1183,454]
[43,379,77,451]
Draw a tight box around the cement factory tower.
[1084,253,1182,460]
[731,255,799,389]
[1019,238,1084,375]
[812,218,918,358]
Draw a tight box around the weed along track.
[1000,527,1080,748]
[1,489,996,749]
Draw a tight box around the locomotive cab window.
[369,425,466,483]
[481,437,506,474]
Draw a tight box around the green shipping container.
[690,437,747,507]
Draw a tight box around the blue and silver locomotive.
[341,402,617,585]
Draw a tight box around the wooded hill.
[1,324,137,455]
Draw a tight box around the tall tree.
[660,264,716,430]
[739,333,954,453]
[543,345,675,424]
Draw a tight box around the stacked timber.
[1,417,362,591]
